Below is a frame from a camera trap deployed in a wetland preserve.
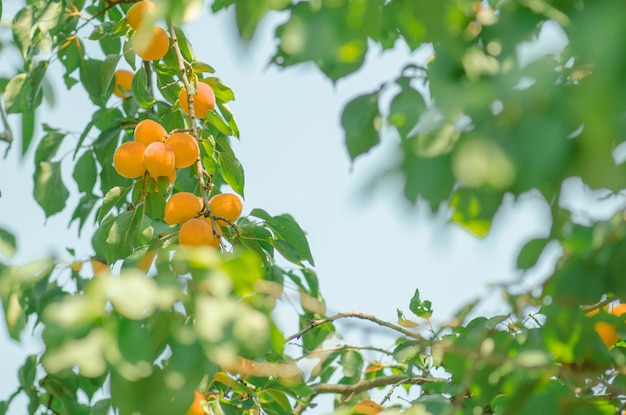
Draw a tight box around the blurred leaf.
[389,77,426,138]
[0,228,17,259]
[450,188,503,237]
[517,238,550,270]
[21,112,35,157]
[33,162,69,217]
[409,289,432,319]
[233,0,290,40]
[18,355,37,388]
[341,90,381,160]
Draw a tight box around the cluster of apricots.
[126,0,170,61]
[112,118,242,248]
[164,191,242,248]
[113,119,199,180]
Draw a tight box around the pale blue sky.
[0,5,585,414]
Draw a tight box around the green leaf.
[389,77,426,138]
[217,151,245,197]
[341,90,381,160]
[97,186,130,223]
[70,194,99,236]
[409,289,432,319]
[35,125,64,163]
[217,102,240,139]
[517,238,550,270]
[4,61,47,114]
[0,228,17,258]
[273,2,368,81]
[206,111,233,135]
[18,355,37,388]
[21,111,35,157]
[450,188,503,238]
[100,210,141,263]
[233,0,290,40]
[250,209,314,266]
[73,150,97,194]
[203,77,235,102]
[91,399,111,415]
[80,59,105,107]
[102,54,121,97]
[33,161,69,217]
[131,66,156,109]
[340,350,364,380]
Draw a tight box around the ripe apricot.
[185,390,204,415]
[113,69,134,98]
[126,0,156,30]
[113,141,147,178]
[165,132,199,168]
[179,218,215,247]
[134,119,167,146]
[209,193,243,226]
[353,400,383,415]
[589,304,626,348]
[178,82,215,119]
[134,26,169,61]
[164,192,202,225]
[143,142,175,178]
[203,217,222,248]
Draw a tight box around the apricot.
[353,400,383,415]
[126,0,156,30]
[589,304,626,348]
[113,141,147,178]
[163,192,202,225]
[179,218,215,247]
[134,119,167,146]
[209,193,243,226]
[143,142,175,178]
[134,26,169,61]
[113,69,134,98]
[185,390,204,415]
[165,132,199,168]
[203,217,222,248]
[178,82,215,119]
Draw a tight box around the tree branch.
[285,311,426,343]
[167,21,226,249]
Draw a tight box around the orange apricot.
[143,142,175,178]
[165,132,199,168]
[126,0,156,30]
[113,69,134,98]
[113,141,147,178]
[179,218,215,247]
[589,304,626,348]
[185,390,205,415]
[353,400,384,415]
[163,192,203,225]
[134,26,169,61]
[178,82,215,119]
[134,119,167,146]
[209,193,243,226]
[203,217,222,248]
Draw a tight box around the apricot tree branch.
[285,311,427,343]
[167,21,225,249]
[294,375,447,414]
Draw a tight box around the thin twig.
[285,311,427,343]
[312,374,446,395]
[293,394,316,415]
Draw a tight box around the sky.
[0,4,596,414]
